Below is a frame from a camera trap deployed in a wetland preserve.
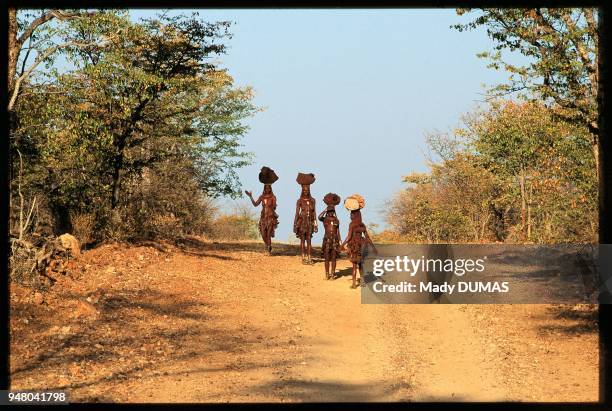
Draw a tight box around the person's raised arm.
[245,190,262,207]
[318,209,326,222]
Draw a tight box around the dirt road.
[10,240,599,402]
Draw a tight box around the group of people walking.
[245,166,378,289]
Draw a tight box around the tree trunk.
[111,164,122,210]
[109,147,126,232]
[480,212,491,241]
[50,202,72,235]
[527,200,532,241]
[110,133,128,210]
[8,8,17,103]
[592,137,599,181]
[519,168,527,239]
[526,179,533,241]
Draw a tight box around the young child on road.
[318,193,341,280]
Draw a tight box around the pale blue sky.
[128,9,519,244]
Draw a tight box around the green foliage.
[388,100,597,244]
[10,10,258,242]
[390,153,496,243]
[453,8,598,137]
[112,159,218,241]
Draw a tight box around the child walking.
[318,193,341,280]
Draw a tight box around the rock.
[86,290,101,304]
[33,292,44,305]
[74,300,100,319]
[59,234,80,257]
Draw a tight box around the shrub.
[210,203,258,241]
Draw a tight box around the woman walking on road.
[294,172,318,264]
[245,166,279,255]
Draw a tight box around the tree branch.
[19,36,33,77]
[16,10,55,50]
[16,9,97,49]
[8,35,116,111]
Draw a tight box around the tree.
[58,14,256,221]
[387,100,597,244]
[391,152,496,243]
[469,101,548,239]
[467,100,596,241]
[8,9,122,112]
[453,8,599,172]
[10,11,258,237]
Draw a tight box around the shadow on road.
[334,267,353,279]
[10,284,309,399]
[234,378,412,402]
[175,236,305,257]
[536,304,598,336]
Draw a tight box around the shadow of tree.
[537,305,598,335]
[175,237,304,257]
[233,378,412,402]
[10,284,306,399]
[12,287,212,375]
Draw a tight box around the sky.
[127,8,522,245]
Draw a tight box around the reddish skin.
[245,184,277,254]
[318,206,341,279]
[294,185,317,263]
[341,210,378,289]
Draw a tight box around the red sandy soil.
[9,239,599,402]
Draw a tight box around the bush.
[9,238,40,287]
[210,203,258,241]
[104,161,218,241]
[71,212,96,246]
